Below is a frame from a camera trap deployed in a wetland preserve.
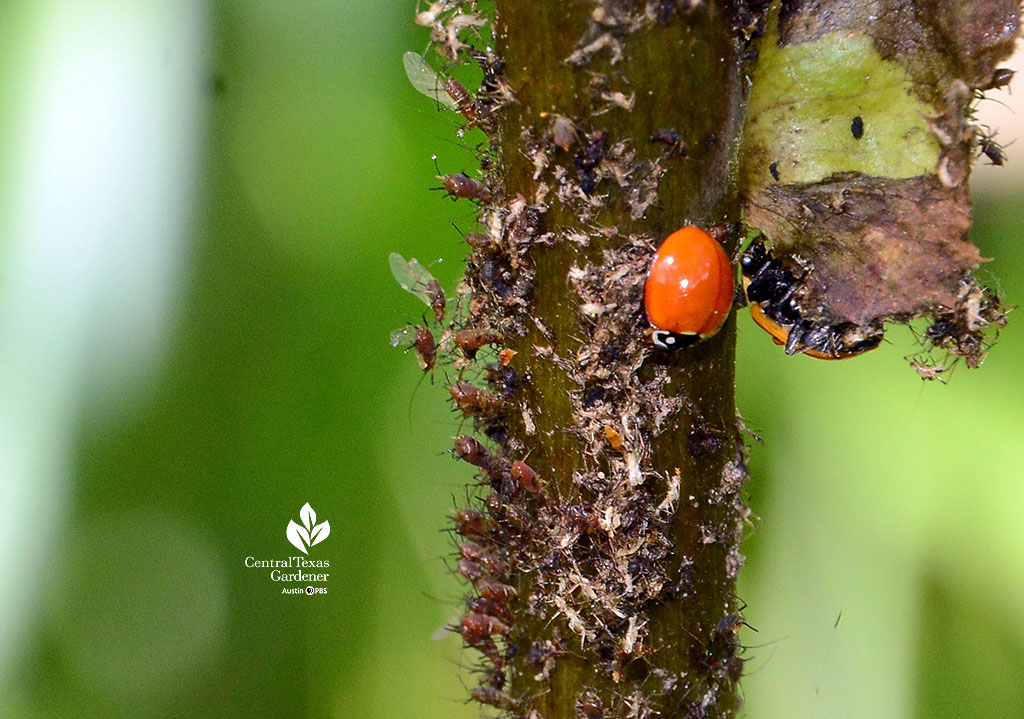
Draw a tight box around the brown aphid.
[482,554,509,579]
[510,460,542,494]
[979,67,1015,92]
[467,596,515,624]
[459,541,488,562]
[413,326,436,370]
[463,231,492,249]
[485,490,503,516]
[463,633,503,668]
[722,656,744,683]
[463,543,509,578]
[461,612,511,637]
[442,173,492,202]
[458,557,485,583]
[444,76,472,108]
[577,691,604,719]
[454,508,491,540]
[425,278,445,323]
[454,328,503,357]
[458,542,508,578]
[649,128,687,156]
[566,504,602,534]
[979,138,1006,166]
[444,77,488,127]
[448,381,505,418]
[711,613,750,655]
[526,639,564,666]
[389,325,436,371]
[478,581,518,603]
[470,686,516,710]
[453,435,495,473]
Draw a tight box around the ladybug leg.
[785,320,811,355]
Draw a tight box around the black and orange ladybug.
[644,226,734,349]
[741,238,882,360]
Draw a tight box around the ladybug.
[644,226,734,349]
[741,238,882,359]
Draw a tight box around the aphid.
[577,691,605,719]
[485,491,503,516]
[484,668,507,691]
[768,161,779,181]
[575,130,608,194]
[458,557,485,583]
[851,115,864,139]
[478,581,518,603]
[721,656,745,683]
[467,597,515,625]
[644,226,734,349]
[470,686,516,710]
[462,633,504,668]
[388,325,436,371]
[444,77,489,128]
[454,328,503,357]
[402,51,486,127]
[649,128,687,156]
[453,435,496,474]
[979,137,1006,166]
[458,541,489,563]
[566,504,602,534]
[583,386,605,409]
[441,173,492,202]
[741,238,883,359]
[448,381,505,418]
[454,508,491,540]
[979,67,1015,92]
[485,363,518,398]
[459,542,508,578]
[510,460,542,494]
[461,612,511,637]
[463,232,492,249]
[389,252,446,323]
[714,613,749,642]
[443,76,472,110]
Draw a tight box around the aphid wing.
[389,325,418,347]
[389,252,435,306]
[402,52,457,109]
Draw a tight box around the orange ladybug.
[644,226,734,349]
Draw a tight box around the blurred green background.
[0,2,1021,717]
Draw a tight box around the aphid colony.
[389,244,528,710]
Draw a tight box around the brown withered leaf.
[746,174,983,325]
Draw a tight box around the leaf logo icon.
[286,503,330,554]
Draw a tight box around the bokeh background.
[0,2,1021,717]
